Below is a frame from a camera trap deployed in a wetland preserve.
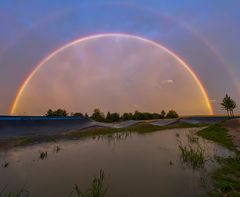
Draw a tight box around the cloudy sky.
[0,0,239,115]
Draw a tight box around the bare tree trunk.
[227,110,229,117]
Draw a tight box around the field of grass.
[196,124,240,196]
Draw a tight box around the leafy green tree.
[160,110,166,119]
[229,99,237,117]
[46,109,53,116]
[72,112,83,117]
[106,112,120,122]
[166,110,179,119]
[221,94,231,116]
[121,113,130,120]
[152,113,161,119]
[143,112,153,120]
[221,94,237,117]
[133,111,145,120]
[121,113,134,120]
[91,108,105,122]
[128,113,133,120]
[110,113,120,122]
[45,109,68,117]
[106,112,111,122]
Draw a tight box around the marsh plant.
[39,151,48,160]
[179,145,205,169]
[186,133,199,143]
[0,186,29,197]
[69,170,107,197]
[110,132,130,140]
[53,145,60,153]
[1,161,9,168]
[56,146,60,152]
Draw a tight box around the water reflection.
[0,128,232,197]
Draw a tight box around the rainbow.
[10,33,213,115]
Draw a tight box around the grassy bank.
[68,122,207,137]
[210,155,240,197]
[196,124,240,196]
[0,122,206,149]
[196,124,237,151]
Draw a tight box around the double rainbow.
[10,33,213,115]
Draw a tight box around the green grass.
[210,155,240,197]
[69,170,107,197]
[197,124,240,196]
[18,137,35,146]
[196,124,237,151]
[68,122,207,138]
[179,145,205,169]
[0,186,29,197]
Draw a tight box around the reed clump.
[39,151,48,160]
[69,170,107,197]
[179,145,205,169]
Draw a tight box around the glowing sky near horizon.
[0,0,239,115]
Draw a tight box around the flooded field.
[0,128,232,197]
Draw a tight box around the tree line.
[44,94,238,121]
[45,108,179,122]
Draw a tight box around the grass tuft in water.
[69,170,107,197]
[0,186,29,197]
[1,161,9,168]
[186,133,199,143]
[53,145,60,153]
[39,151,48,160]
[179,145,205,169]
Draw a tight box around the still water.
[0,128,231,197]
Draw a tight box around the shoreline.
[0,122,207,150]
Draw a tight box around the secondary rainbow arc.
[10,33,213,115]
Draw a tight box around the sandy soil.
[223,118,240,150]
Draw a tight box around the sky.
[0,0,239,115]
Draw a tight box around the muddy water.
[0,128,231,197]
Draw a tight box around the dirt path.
[223,118,240,150]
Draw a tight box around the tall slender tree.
[229,98,237,117]
[221,94,237,117]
